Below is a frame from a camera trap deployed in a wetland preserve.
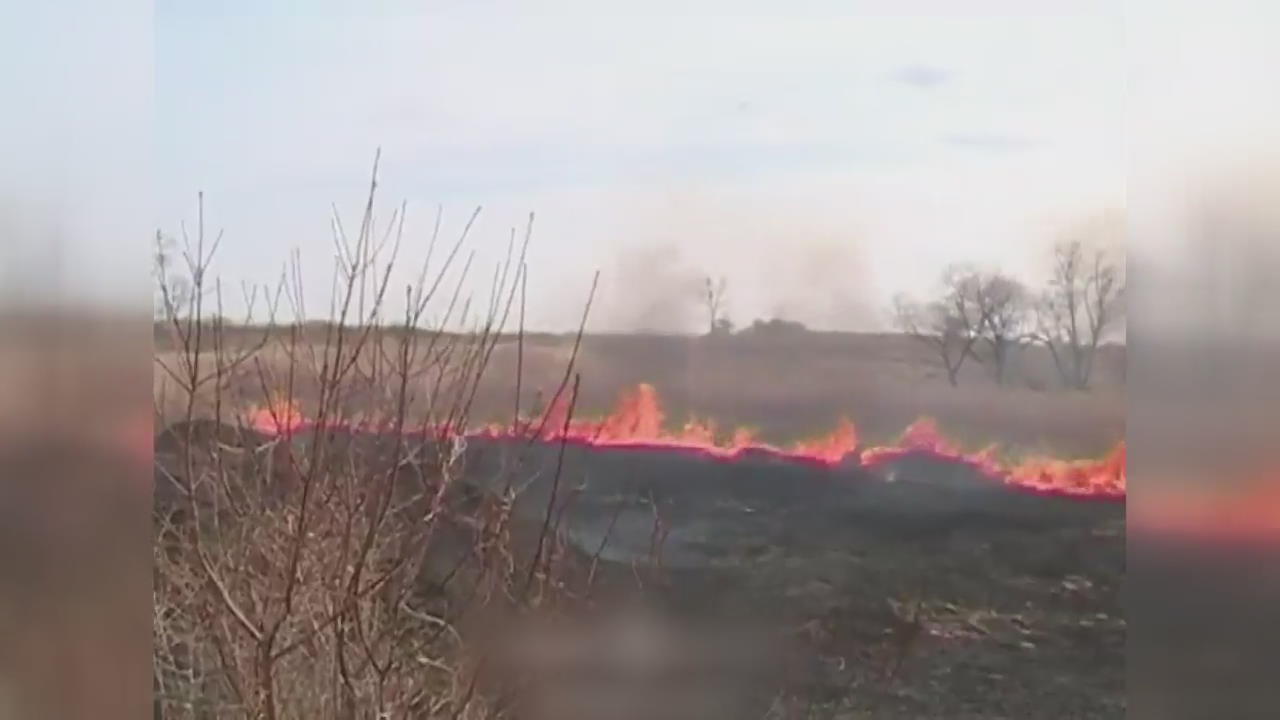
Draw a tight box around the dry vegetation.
[152,171,649,719]
[157,327,1125,459]
[152,165,1124,719]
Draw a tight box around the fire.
[243,381,1126,500]
[857,419,1125,499]
[506,383,862,466]
[1008,442,1127,497]
[593,383,665,440]
[243,392,304,434]
[791,418,859,464]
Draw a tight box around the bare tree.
[892,265,987,387]
[704,275,729,335]
[1031,239,1125,390]
[972,272,1031,385]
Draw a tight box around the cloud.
[942,132,1043,152]
[890,64,951,89]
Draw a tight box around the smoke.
[597,237,877,334]
[757,239,876,331]
[592,186,878,333]
[600,244,709,333]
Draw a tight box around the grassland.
[155,325,1125,459]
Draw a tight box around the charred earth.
[155,421,1124,719]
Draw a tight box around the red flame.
[244,392,305,435]
[594,383,666,440]
[245,382,1125,501]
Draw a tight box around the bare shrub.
[151,154,611,719]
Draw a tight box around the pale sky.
[1125,0,1280,341]
[0,1,1140,329]
[146,0,1130,331]
[0,2,151,310]
[11,2,1280,332]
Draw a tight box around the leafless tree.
[892,265,987,387]
[704,275,729,335]
[1031,238,1125,390]
[972,272,1031,385]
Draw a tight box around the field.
[155,327,1125,457]
[153,325,1126,718]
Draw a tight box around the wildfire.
[243,392,304,435]
[242,382,1126,501]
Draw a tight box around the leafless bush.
[151,153,615,719]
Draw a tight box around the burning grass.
[244,381,1125,501]
[153,163,1129,719]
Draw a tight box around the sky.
[8,1,1280,333]
[1125,0,1280,340]
[0,3,152,310]
[145,0,1130,332]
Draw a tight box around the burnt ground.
[460,439,1126,720]
[155,424,1124,719]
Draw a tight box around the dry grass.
[150,160,1125,719]
[151,170,574,719]
[158,329,1124,459]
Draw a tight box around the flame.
[790,418,859,464]
[243,392,304,434]
[1008,442,1126,497]
[244,382,1126,500]
[594,383,665,440]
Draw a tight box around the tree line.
[891,237,1125,391]
[157,205,1124,393]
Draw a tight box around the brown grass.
[157,329,1124,459]
[149,162,1125,719]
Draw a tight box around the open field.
[155,327,1125,459]
[154,322,1125,718]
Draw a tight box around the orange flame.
[243,392,304,434]
[594,383,665,440]
[245,382,1126,500]
[790,418,859,463]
